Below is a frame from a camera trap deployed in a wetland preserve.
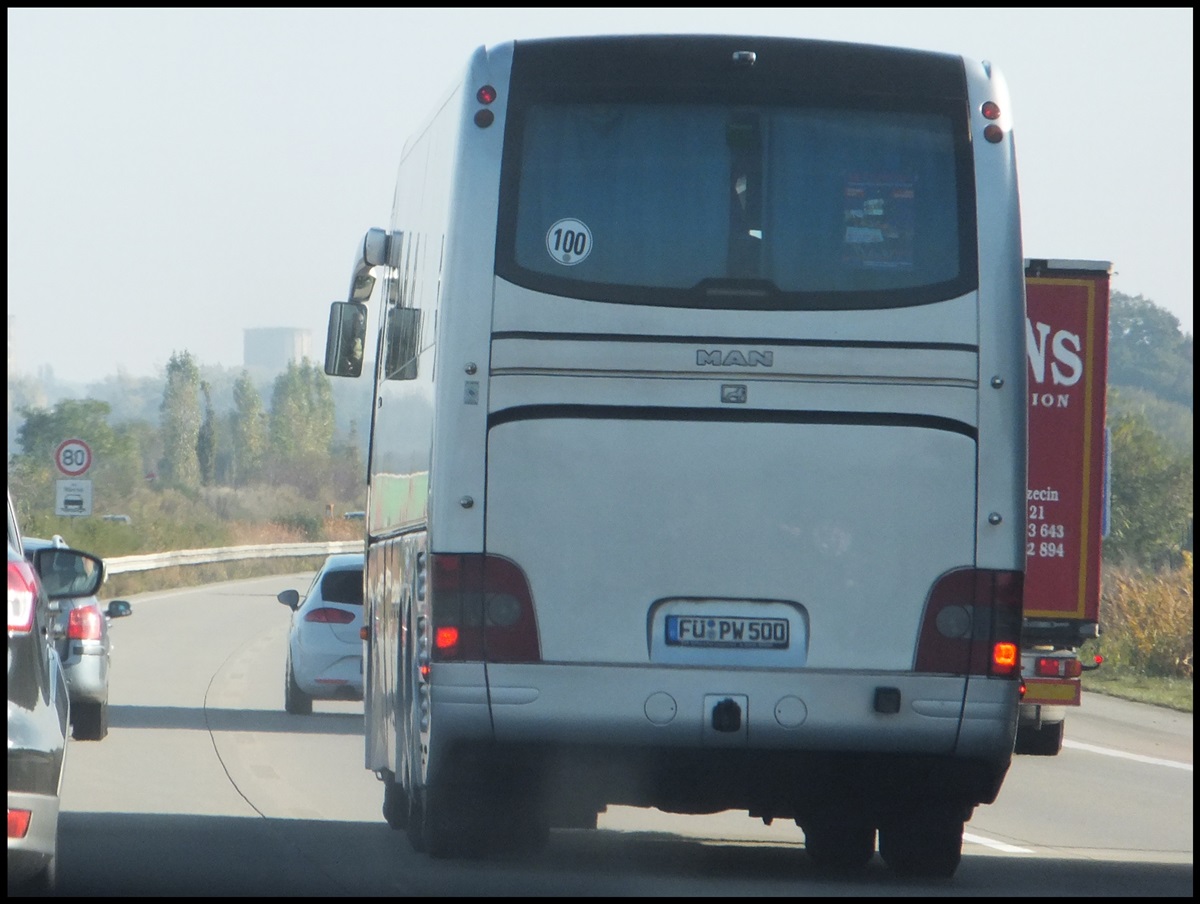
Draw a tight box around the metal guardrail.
[104,541,364,575]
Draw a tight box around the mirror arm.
[347,227,390,303]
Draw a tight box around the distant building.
[243,328,313,373]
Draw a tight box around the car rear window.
[320,569,363,606]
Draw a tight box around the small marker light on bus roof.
[474,109,495,128]
[476,85,497,104]
[981,101,1001,120]
[983,123,1004,144]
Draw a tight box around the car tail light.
[68,605,103,640]
[8,560,40,634]
[8,808,32,840]
[915,568,1023,677]
[304,607,356,624]
[429,553,540,663]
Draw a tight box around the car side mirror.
[278,589,301,610]
[31,548,105,599]
[107,600,133,619]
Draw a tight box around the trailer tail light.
[304,607,356,624]
[1034,657,1083,678]
[8,560,39,634]
[67,605,103,640]
[915,568,1023,677]
[429,554,540,663]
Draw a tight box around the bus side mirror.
[325,301,368,377]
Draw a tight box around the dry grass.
[1085,552,1193,680]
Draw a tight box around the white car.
[278,553,364,714]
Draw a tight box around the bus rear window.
[498,102,976,311]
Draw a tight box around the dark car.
[23,535,132,740]
[7,492,105,893]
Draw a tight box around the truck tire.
[878,803,964,878]
[1015,720,1065,756]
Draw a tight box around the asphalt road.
[47,573,1192,896]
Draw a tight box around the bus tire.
[802,816,876,872]
[381,770,408,830]
[423,782,485,860]
[878,804,964,878]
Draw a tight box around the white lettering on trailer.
[1027,487,1060,502]
[1026,319,1083,386]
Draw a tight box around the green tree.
[267,360,336,496]
[197,381,218,486]
[9,398,146,519]
[229,371,268,486]
[269,360,335,461]
[1104,411,1193,568]
[159,351,202,489]
[1108,292,1193,409]
[332,417,366,501]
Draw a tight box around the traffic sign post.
[53,439,94,517]
[55,438,93,477]
[56,479,93,517]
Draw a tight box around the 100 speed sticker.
[546,218,592,266]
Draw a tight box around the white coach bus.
[324,33,1027,878]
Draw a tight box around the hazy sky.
[7,8,1193,385]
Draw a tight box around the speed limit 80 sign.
[55,438,93,477]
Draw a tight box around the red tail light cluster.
[916,568,1024,678]
[67,605,103,641]
[429,554,540,663]
[8,560,39,634]
[8,808,32,840]
[1034,657,1083,679]
[304,608,356,624]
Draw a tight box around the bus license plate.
[665,615,789,649]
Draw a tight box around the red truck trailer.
[1017,259,1111,755]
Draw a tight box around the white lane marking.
[1063,739,1193,771]
[963,832,1033,854]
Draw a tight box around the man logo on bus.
[696,349,774,367]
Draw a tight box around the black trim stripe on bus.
[491,331,977,353]
[488,404,976,439]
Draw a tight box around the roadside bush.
[272,512,324,541]
[1086,553,1193,679]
